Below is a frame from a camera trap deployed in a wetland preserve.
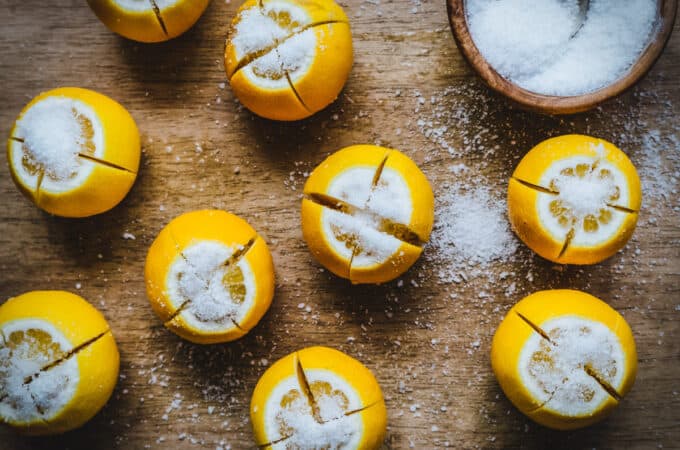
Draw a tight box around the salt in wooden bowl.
[446,0,678,114]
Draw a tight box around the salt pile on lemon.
[0,291,119,435]
[251,346,386,449]
[492,290,637,429]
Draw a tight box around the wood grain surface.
[1,1,678,449]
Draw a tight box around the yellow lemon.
[250,346,387,449]
[87,0,211,43]
[7,87,140,218]
[301,145,434,284]
[491,289,637,430]
[507,134,641,264]
[224,0,353,121]
[0,291,119,435]
[145,210,275,344]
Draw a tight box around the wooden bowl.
[446,0,678,114]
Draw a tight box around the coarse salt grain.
[466,0,657,95]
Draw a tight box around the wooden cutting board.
[1,1,678,448]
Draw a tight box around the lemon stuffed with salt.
[7,87,140,218]
[508,135,641,264]
[225,0,353,120]
[145,210,275,344]
[0,291,119,435]
[491,289,637,430]
[250,346,387,449]
[301,145,434,284]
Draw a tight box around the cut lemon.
[0,291,119,435]
[145,210,275,344]
[250,346,387,449]
[7,87,140,218]
[508,134,641,264]
[87,0,211,43]
[224,0,353,121]
[491,289,637,430]
[301,145,434,284]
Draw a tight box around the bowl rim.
[446,0,679,114]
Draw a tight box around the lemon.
[0,291,119,435]
[87,0,211,43]
[301,145,434,284]
[225,0,353,120]
[508,134,641,264]
[251,346,387,449]
[491,289,637,430]
[7,87,140,218]
[145,210,275,344]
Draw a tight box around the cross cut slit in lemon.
[251,346,387,449]
[508,135,641,265]
[491,290,637,430]
[7,87,140,218]
[87,0,211,43]
[0,291,120,435]
[225,0,353,121]
[301,145,434,284]
[145,210,275,344]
